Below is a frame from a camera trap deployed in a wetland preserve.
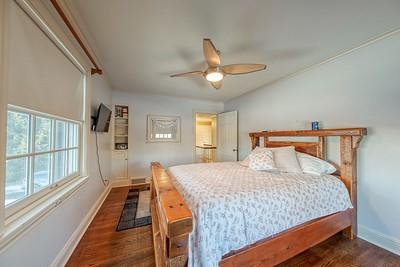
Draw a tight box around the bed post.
[317,137,326,159]
[250,134,260,149]
[340,135,363,239]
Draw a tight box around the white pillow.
[271,146,302,173]
[242,146,302,173]
[249,150,276,171]
[296,152,336,175]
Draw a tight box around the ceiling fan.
[170,39,267,89]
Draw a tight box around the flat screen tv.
[93,103,111,132]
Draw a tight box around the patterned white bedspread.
[168,162,352,267]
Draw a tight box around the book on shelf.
[115,106,128,118]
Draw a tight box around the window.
[147,115,181,143]
[5,107,81,210]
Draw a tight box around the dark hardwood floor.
[278,234,400,267]
[67,186,400,267]
[67,186,155,267]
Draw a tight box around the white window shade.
[147,115,181,142]
[7,2,84,121]
[152,120,178,137]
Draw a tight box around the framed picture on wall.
[146,115,181,143]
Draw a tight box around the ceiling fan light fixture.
[205,71,223,82]
[170,38,267,89]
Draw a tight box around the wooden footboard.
[150,162,193,267]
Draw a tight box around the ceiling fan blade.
[210,80,222,89]
[170,71,204,77]
[222,64,266,75]
[203,38,221,67]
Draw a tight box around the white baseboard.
[110,176,150,188]
[50,184,111,267]
[110,178,130,188]
[130,176,148,180]
[358,225,400,256]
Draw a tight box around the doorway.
[194,111,238,163]
[195,113,217,163]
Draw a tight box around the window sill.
[0,175,89,252]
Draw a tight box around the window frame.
[146,115,181,143]
[5,105,82,218]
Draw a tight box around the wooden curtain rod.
[50,0,102,75]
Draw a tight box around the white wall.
[225,32,400,254]
[89,77,112,180]
[112,91,223,177]
[0,74,112,267]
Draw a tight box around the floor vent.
[131,178,147,184]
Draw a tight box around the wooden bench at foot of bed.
[150,128,367,267]
[150,162,193,267]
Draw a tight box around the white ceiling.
[68,0,400,101]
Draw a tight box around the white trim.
[130,176,151,187]
[110,176,150,188]
[0,0,9,236]
[50,184,111,267]
[8,104,84,124]
[358,224,400,256]
[131,176,150,181]
[0,175,89,252]
[6,148,79,161]
[110,178,130,188]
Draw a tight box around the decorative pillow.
[296,152,336,175]
[241,146,302,173]
[240,147,261,167]
[249,150,276,171]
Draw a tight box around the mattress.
[168,162,352,267]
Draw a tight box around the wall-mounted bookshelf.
[114,105,129,150]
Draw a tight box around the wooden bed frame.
[150,128,367,267]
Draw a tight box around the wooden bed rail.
[220,209,352,266]
[150,162,193,267]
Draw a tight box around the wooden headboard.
[249,128,367,238]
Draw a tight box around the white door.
[217,111,238,161]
